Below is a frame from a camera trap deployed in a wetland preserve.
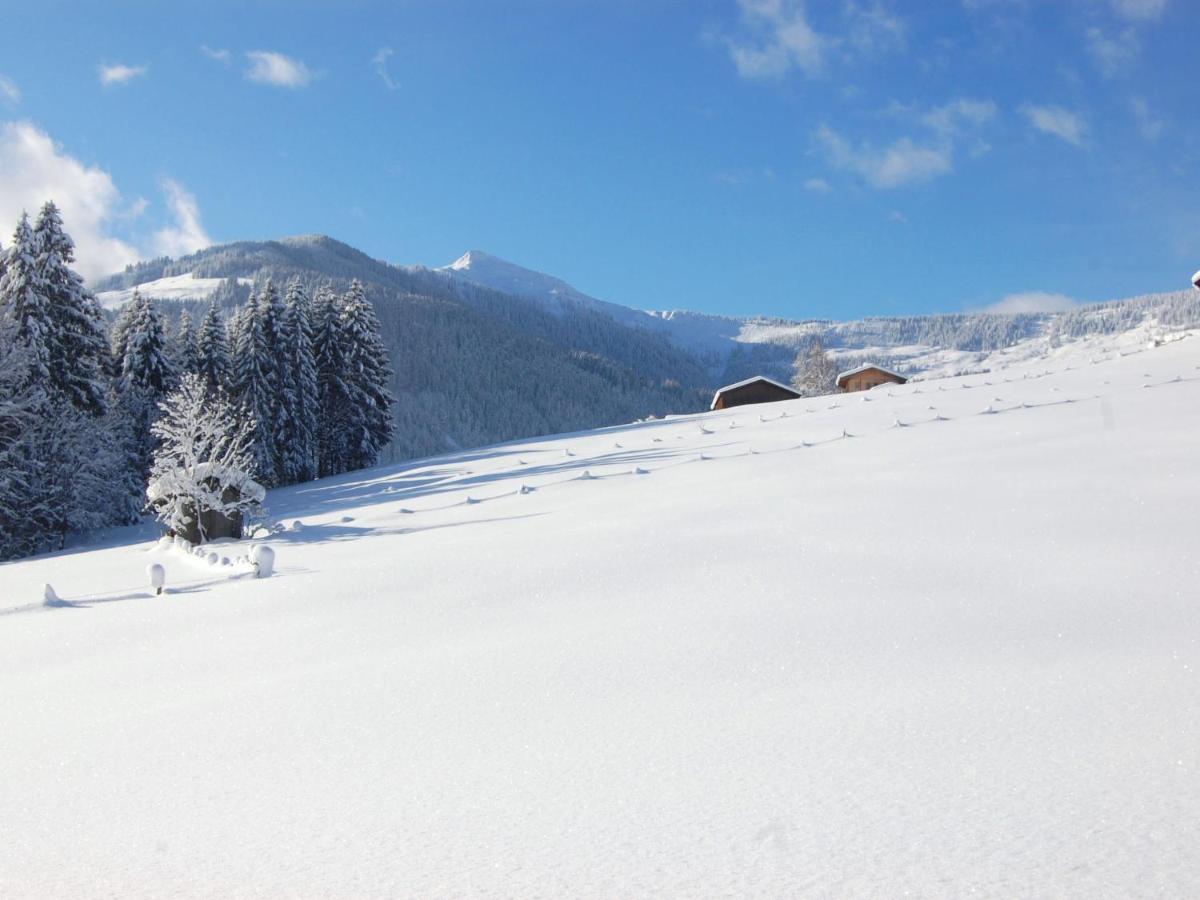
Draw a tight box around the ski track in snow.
[1,331,1199,897]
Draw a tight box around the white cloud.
[1021,104,1087,146]
[985,291,1078,313]
[151,178,211,258]
[99,63,148,86]
[726,0,825,79]
[0,121,211,281]
[0,75,19,106]
[803,176,833,193]
[372,47,399,91]
[817,125,951,188]
[1131,97,1164,140]
[920,98,998,136]
[1110,0,1167,21]
[245,51,314,88]
[844,1,905,53]
[816,97,995,189]
[1086,27,1138,76]
[201,46,231,64]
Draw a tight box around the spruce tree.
[338,280,395,472]
[793,337,839,397]
[117,291,177,480]
[32,201,108,416]
[195,302,230,392]
[229,292,278,485]
[174,308,199,376]
[274,279,319,484]
[313,284,350,476]
[0,214,51,387]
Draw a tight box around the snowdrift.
[1,329,1199,897]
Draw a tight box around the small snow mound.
[147,563,166,595]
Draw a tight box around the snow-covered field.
[95,273,254,309]
[3,331,1199,897]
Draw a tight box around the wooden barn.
[710,376,802,410]
[836,364,908,393]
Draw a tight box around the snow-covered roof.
[710,375,800,410]
[835,363,907,386]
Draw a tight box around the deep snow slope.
[2,330,1199,897]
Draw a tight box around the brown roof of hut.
[710,376,802,411]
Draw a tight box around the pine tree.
[195,301,230,392]
[174,308,199,375]
[0,213,51,387]
[313,284,350,476]
[117,291,177,480]
[120,292,176,396]
[32,201,109,416]
[107,298,139,379]
[0,315,43,558]
[792,337,839,397]
[274,279,319,484]
[338,280,395,472]
[229,291,278,485]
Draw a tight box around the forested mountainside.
[96,236,712,463]
[97,235,1200,462]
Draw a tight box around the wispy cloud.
[1020,104,1087,146]
[844,1,905,53]
[803,177,833,193]
[1086,26,1138,76]
[985,291,1078,313]
[0,75,19,106]
[99,63,148,86]
[722,0,905,80]
[201,45,231,64]
[372,47,399,91]
[817,97,996,189]
[1130,97,1164,141]
[1110,0,1167,21]
[818,126,952,188]
[152,177,211,258]
[725,0,825,79]
[245,50,314,88]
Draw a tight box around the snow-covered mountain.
[92,236,1200,464]
[4,327,1198,895]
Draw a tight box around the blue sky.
[1,0,1197,319]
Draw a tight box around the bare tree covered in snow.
[147,373,264,542]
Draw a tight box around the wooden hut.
[710,376,802,410]
[836,364,908,393]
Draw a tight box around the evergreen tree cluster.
[0,206,395,560]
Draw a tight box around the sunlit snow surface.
[2,330,1199,897]
[95,273,254,309]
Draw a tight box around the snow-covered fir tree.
[120,292,177,397]
[32,201,109,416]
[792,338,839,397]
[173,308,199,376]
[337,280,395,472]
[0,214,52,388]
[273,279,320,484]
[229,291,279,485]
[116,291,177,480]
[0,209,130,557]
[312,283,351,477]
[147,373,263,543]
[195,301,230,392]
